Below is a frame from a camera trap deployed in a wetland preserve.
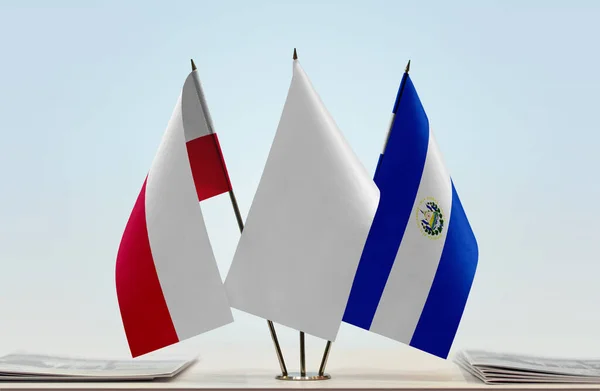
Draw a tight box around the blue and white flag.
[342,68,479,359]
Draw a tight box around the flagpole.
[317,340,331,376]
[381,59,411,155]
[189,59,288,377]
[299,331,306,377]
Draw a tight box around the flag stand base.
[271,329,333,381]
[275,372,331,381]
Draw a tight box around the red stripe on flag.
[186,133,232,202]
[115,178,179,357]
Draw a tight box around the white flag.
[224,58,379,341]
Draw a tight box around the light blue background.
[1,0,599,363]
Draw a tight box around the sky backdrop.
[1,0,599,364]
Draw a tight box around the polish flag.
[116,66,234,357]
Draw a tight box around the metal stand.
[274,331,332,381]
[318,340,332,376]
[267,320,288,376]
[276,373,331,381]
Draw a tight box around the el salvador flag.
[342,64,479,359]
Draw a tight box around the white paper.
[0,352,195,381]
[455,350,600,384]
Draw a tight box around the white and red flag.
[115,65,234,357]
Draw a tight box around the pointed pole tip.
[293,48,298,60]
[191,59,197,71]
[405,59,411,73]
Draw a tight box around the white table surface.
[1,345,599,391]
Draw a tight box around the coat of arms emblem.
[416,197,444,239]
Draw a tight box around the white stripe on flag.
[145,94,233,339]
[369,129,452,342]
[181,73,212,142]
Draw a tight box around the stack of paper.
[455,350,600,384]
[0,352,195,381]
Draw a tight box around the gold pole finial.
[293,48,298,60]
[191,59,197,71]
[405,59,411,73]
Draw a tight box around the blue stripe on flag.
[374,153,384,176]
[409,181,479,358]
[342,75,430,329]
